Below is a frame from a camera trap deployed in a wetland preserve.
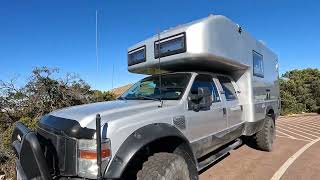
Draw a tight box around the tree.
[280,68,320,115]
[91,90,117,102]
[0,67,118,178]
[0,66,116,131]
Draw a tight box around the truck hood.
[49,100,163,128]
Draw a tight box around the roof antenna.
[111,64,114,89]
[96,10,99,74]
[157,29,163,108]
[95,10,100,102]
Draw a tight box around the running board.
[198,139,242,171]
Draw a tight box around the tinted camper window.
[253,51,264,77]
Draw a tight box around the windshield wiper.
[136,95,160,101]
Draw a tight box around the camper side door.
[216,75,243,128]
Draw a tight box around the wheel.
[252,116,276,151]
[137,153,190,180]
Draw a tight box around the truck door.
[186,74,227,156]
[217,76,243,128]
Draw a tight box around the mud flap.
[11,122,51,180]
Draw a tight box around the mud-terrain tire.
[252,116,276,151]
[137,152,190,180]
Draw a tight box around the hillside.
[111,84,132,96]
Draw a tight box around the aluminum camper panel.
[127,14,279,123]
[127,15,250,74]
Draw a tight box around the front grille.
[37,126,78,176]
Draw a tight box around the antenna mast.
[96,10,99,73]
[112,64,114,89]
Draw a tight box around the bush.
[2,117,38,149]
[280,68,320,115]
[0,127,16,179]
[0,67,116,130]
[0,67,116,179]
[0,117,39,179]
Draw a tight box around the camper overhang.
[127,14,277,75]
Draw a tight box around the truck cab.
[118,71,244,158]
[12,15,279,180]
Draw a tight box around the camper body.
[12,15,279,180]
[128,14,280,125]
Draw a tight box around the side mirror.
[198,87,210,98]
[198,87,213,108]
[188,87,212,111]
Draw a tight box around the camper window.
[128,46,146,66]
[253,51,264,77]
[154,32,186,58]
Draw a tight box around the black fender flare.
[104,123,196,179]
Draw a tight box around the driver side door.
[186,74,227,158]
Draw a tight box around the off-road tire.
[137,153,190,180]
[252,116,276,151]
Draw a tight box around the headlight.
[78,139,111,179]
[128,45,146,66]
[154,32,186,58]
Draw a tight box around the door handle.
[222,108,227,116]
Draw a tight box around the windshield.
[120,73,191,100]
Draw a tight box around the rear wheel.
[251,116,275,151]
[137,153,190,180]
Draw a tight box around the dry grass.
[0,135,16,180]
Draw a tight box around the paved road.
[199,115,320,180]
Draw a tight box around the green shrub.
[2,125,14,149]
[0,67,117,179]
[0,128,16,179]
[2,117,38,148]
[280,68,320,115]
[0,117,38,178]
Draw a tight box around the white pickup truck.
[12,14,280,180]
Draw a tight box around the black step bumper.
[11,122,52,180]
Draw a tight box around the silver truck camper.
[12,15,279,180]
[128,14,280,126]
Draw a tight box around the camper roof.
[127,14,277,75]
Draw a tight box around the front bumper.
[12,122,82,180]
[11,122,52,180]
[11,122,112,180]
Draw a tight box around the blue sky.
[0,0,319,90]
